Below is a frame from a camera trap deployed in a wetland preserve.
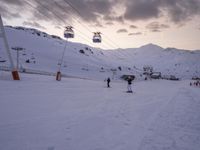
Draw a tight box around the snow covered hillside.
[114,44,200,79]
[0,72,200,150]
[0,26,200,79]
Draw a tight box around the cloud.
[1,0,200,27]
[1,0,23,5]
[91,22,105,28]
[0,1,21,19]
[124,0,161,21]
[57,0,118,22]
[146,22,170,32]
[23,21,46,30]
[124,0,200,24]
[129,25,138,29]
[30,0,71,23]
[117,29,128,33]
[163,0,200,23]
[128,32,142,36]
[1,0,123,24]
[151,29,161,33]
[105,22,114,25]
[0,0,116,24]
[55,26,62,29]
[103,15,124,23]
[87,0,113,15]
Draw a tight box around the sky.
[0,0,200,50]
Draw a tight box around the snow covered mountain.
[114,44,200,79]
[0,26,199,79]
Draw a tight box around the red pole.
[12,69,20,80]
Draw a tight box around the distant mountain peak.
[140,43,163,49]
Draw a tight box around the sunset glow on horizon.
[1,0,200,50]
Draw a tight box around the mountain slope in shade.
[0,26,199,79]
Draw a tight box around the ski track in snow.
[138,87,200,150]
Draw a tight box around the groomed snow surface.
[0,72,200,150]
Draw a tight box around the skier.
[107,77,111,88]
[127,76,133,93]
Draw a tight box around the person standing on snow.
[107,77,111,88]
[127,76,133,93]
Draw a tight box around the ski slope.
[0,72,200,150]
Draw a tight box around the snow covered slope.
[0,72,200,150]
[0,26,199,79]
[114,44,200,79]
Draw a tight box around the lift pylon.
[0,14,20,80]
[56,26,74,81]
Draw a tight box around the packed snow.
[0,72,200,150]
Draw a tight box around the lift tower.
[0,15,20,80]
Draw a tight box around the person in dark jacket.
[127,76,133,93]
[107,77,111,88]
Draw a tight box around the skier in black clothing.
[107,77,111,88]
[127,76,133,93]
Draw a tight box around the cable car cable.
[61,0,120,49]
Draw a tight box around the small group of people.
[106,76,134,93]
[190,80,200,87]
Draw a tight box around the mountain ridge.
[5,25,200,52]
[0,25,199,79]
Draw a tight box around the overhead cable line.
[61,0,120,49]
[24,0,95,46]
[25,0,130,67]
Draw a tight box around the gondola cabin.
[64,26,74,38]
[93,32,101,43]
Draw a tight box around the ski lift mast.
[0,15,20,80]
[56,26,74,81]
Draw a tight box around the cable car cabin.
[93,32,101,43]
[64,26,74,38]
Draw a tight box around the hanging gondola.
[64,26,74,38]
[93,32,101,43]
